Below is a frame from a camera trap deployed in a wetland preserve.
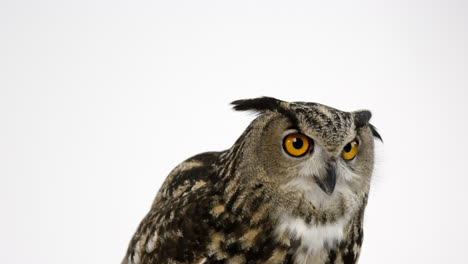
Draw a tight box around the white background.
[1,0,467,263]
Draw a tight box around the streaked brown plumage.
[123,97,381,264]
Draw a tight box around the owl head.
[230,97,382,221]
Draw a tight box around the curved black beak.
[314,164,336,195]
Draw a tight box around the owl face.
[233,98,381,217]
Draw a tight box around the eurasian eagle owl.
[123,97,382,264]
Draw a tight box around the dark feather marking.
[231,96,283,112]
[354,110,372,129]
[232,96,301,131]
[225,187,241,212]
[326,249,337,264]
[342,248,356,264]
[369,123,383,142]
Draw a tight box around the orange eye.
[283,133,310,157]
[342,140,359,160]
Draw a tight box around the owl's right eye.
[283,133,311,157]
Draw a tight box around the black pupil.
[343,143,352,152]
[292,138,304,149]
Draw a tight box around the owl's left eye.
[342,140,359,161]
[283,133,311,157]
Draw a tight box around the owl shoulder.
[124,152,223,264]
[155,151,221,203]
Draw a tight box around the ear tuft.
[354,110,382,142]
[369,124,383,142]
[231,97,283,113]
[354,110,372,129]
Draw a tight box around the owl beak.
[314,164,336,195]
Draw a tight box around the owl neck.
[219,181,367,263]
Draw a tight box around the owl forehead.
[287,102,354,150]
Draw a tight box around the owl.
[123,97,382,264]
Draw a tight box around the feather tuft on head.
[353,110,382,142]
[231,97,284,113]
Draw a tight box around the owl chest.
[275,215,349,264]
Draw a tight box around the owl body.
[123,97,381,264]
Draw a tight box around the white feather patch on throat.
[276,214,346,254]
